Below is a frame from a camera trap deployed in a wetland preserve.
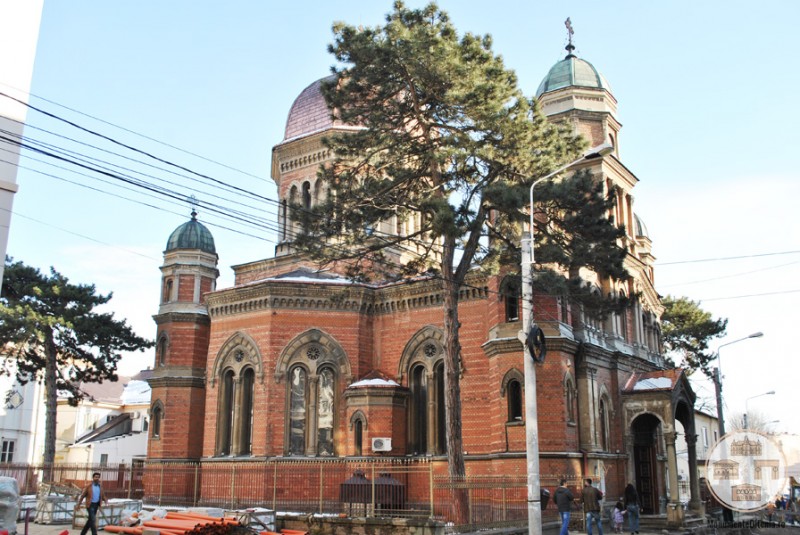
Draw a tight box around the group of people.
[554,479,641,535]
[766,494,799,524]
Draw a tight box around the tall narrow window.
[566,379,576,423]
[410,365,427,455]
[302,181,312,209]
[502,277,520,322]
[354,419,363,456]
[158,336,168,366]
[163,279,173,303]
[151,405,162,438]
[289,367,307,455]
[217,370,235,455]
[317,368,335,456]
[435,362,446,454]
[281,200,287,241]
[507,379,523,422]
[238,368,255,456]
[599,398,609,451]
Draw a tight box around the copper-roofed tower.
[147,210,219,460]
[536,24,620,157]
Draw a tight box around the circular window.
[424,343,438,358]
[306,345,322,361]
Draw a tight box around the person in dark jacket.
[581,478,604,535]
[624,483,640,534]
[555,479,575,535]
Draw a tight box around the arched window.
[276,330,350,457]
[409,364,427,455]
[302,181,312,209]
[434,361,446,454]
[217,370,235,455]
[288,366,307,455]
[238,368,255,456]
[507,379,523,422]
[598,396,610,451]
[157,335,168,366]
[501,276,520,322]
[151,402,163,438]
[317,367,335,456]
[565,376,577,424]
[354,419,363,456]
[280,199,288,241]
[162,279,173,303]
[350,411,367,456]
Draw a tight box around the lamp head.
[748,332,764,338]
[583,143,614,160]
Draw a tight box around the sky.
[2,1,799,439]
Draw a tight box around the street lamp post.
[712,331,763,522]
[520,143,613,535]
[713,332,764,437]
[744,390,775,429]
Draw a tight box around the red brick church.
[146,45,704,524]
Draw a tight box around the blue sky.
[4,1,799,437]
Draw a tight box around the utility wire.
[657,249,800,266]
[0,80,269,182]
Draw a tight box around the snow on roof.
[633,377,673,390]
[349,378,400,388]
[120,380,151,405]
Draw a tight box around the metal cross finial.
[564,18,576,57]
[189,194,198,219]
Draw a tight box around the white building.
[0,0,43,284]
[0,370,46,464]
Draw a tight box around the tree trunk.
[43,329,58,478]
[441,240,468,523]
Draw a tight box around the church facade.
[146,46,703,523]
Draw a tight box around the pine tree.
[0,257,153,466]
[660,295,727,378]
[292,1,630,495]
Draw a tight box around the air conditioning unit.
[371,437,392,452]
[131,411,141,419]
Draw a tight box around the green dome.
[166,212,216,254]
[536,52,611,98]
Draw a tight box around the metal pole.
[521,237,542,535]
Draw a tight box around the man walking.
[75,472,107,535]
[555,479,575,535]
[581,478,604,535]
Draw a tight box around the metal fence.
[0,460,570,532]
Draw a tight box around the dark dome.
[166,212,216,254]
[536,53,612,98]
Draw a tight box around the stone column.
[307,376,319,456]
[685,433,703,513]
[230,377,242,455]
[427,370,436,454]
[577,366,598,451]
[664,431,685,527]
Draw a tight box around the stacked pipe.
[104,511,241,535]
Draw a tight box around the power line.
[657,249,800,266]
[700,289,800,302]
[658,259,800,288]
[0,80,269,183]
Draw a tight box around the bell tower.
[147,210,218,460]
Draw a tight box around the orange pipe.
[166,513,223,522]
[102,527,142,534]
[142,521,202,530]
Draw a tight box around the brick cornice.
[207,272,491,319]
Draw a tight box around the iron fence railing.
[0,460,571,532]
